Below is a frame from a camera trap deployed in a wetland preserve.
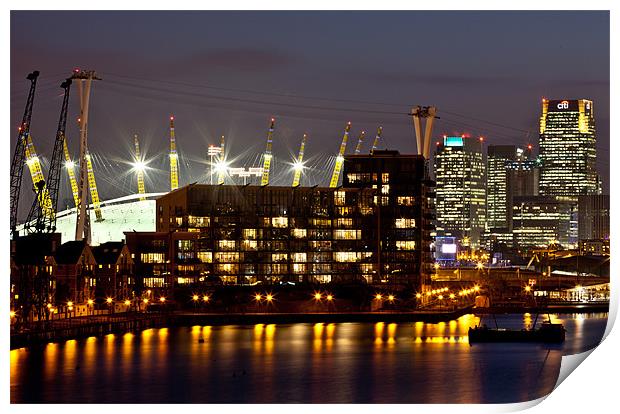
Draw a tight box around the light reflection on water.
[10,313,607,404]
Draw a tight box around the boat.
[468,321,566,343]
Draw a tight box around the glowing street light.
[192,295,199,302]
[254,294,262,302]
[143,298,149,304]
[314,292,322,301]
[449,293,455,300]
[87,299,94,306]
[326,294,334,301]
[265,294,274,303]
[375,294,383,301]
[159,297,166,303]
[524,285,532,292]
[416,293,422,299]
[10,311,16,318]
[124,300,131,306]
[387,294,395,302]
[476,262,484,270]
[106,297,113,304]
[473,285,480,292]
[203,295,210,302]
[67,301,73,307]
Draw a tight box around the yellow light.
[203,295,210,302]
[426,291,432,297]
[147,290,151,295]
[68,306,73,311]
[255,294,262,302]
[124,300,131,306]
[87,299,94,306]
[143,298,149,304]
[293,161,305,172]
[67,301,73,307]
[47,303,52,309]
[474,285,480,292]
[192,295,199,301]
[388,295,395,302]
[326,294,333,301]
[434,263,440,270]
[375,294,382,300]
[314,292,322,301]
[65,160,75,169]
[438,295,443,300]
[416,293,422,299]
[449,293,455,299]
[431,290,436,295]
[266,294,273,302]
[524,286,532,292]
[159,297,166,303]
[131,160,148,173]
[10,311,16,318]
[106,297,113,304]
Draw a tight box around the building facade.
[434,136,486,248]
[539,99,598,196]
[578,195,610,242]
[487,145,517,230]
[146,151,432,290]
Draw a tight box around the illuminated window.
[334,252,361,262]
[217,263,238,274]
[396,241,416,250]
[272,217,288,228]
[397,196,414,206]
[215,252,239,262]
[382,173,389,183]
[292,252,306,262]
[188,215,210,227]
[293,263,306,273]
[381,184,390,194]
[381,196,389,206]
[360,264,374,274]
[334,191,346,206]
[292,228,307,238]
[334,229,361,240]
[218,240,236,250]
[335,218,353,227]
[197,252,212,263]
[336,206,354,216]
[242,240,258,251]
[141,253,165,263]
[309,218,332,227]
[395,218,416,228]
[243,228,257,239]
[175,217,183,226]
[272,253,288,262]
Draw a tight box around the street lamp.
[314,292,322,301]
[203,295,210,303]
[326,294,333,301]
[375,293,383,301]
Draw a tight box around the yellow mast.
[24,134,53,219]
[292,133,307,187]
[134,134,146,200]
[260,118,276,186]
[63,137,80,208]
[169,115,179,191]
[85,152,103,222]
[329,122,351,188]
[217,135,226,185]
[370,126,383,154]
[354,130,366,154]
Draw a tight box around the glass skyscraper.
[434,136,486,249]
[539,99,598,196]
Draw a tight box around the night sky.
[10,11,610,219]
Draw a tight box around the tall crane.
[73,69,100,244]
[63,138,80,208]
[292,133,307,187]
[134,134,146,200]
[169,115,179,191]
[354,130,366,154]
[329,122,351,188]
[370,126,383,154]
[23,134,53,220]
[217,135,226,185]
[26,78,72,233]
[260,118,276,186]
[10,70,39,238]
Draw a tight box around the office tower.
[434,136,486,249]
[539,99,598,195]
[487,145,517,230]
[578,194,610,241]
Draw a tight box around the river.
[10,312,607,403]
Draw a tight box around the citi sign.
[557,100,570,110]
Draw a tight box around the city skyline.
[10,11,610,216]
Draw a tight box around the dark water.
[10,313,607,404]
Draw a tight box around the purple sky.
[10,11,609,218]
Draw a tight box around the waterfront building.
[487,145,517,230]
[91,242,134,300]
[539,99,598,196]
[434,136,486,248]
[512,196,578,250]
[578,194,610,242]
[53,240,97,305]
[142,151,432,289]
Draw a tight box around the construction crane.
[26,78,72,233]
[63,138,80,208]
[10,70,39,238]
[134,134,146,200]
[169,115,179,191]
[329,122,351,188]
[260,118,276,186]
[292,133,307,187]
[354,130,366,154]
[217,134,226,185]
[370,126,383,154]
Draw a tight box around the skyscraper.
[487,145,517,230]
[434,136,486,249]
[539,99,598,196]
